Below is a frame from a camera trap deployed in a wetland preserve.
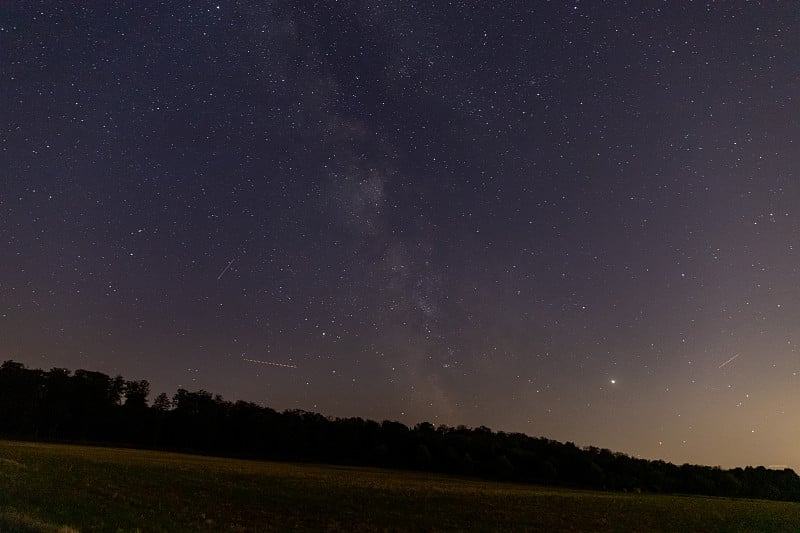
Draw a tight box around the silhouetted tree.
[124,380,150,409]
[1,359,798,503]
[152,392,172,411]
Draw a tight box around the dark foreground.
[0,441,797,532]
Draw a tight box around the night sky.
[3,2,799,471]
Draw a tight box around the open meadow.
[0,440,798,532]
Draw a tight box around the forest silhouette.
[1,360,798,502]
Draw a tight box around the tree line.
[1,360,798,502]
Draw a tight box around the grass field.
[0,440,798,532]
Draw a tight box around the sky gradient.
[2,1,799,471]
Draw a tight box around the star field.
[2,1,799,470]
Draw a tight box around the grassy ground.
[0,440,798,532]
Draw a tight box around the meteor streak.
[217,259,235,280]
[718,353,741,369]
[241,357,297,369]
